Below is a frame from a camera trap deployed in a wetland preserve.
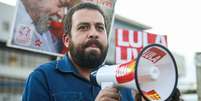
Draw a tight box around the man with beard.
[22,3,134,101]
[13,0,79,54]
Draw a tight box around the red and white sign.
[142,47,166,63]
[115,60,135,83]
[115,29,167,64]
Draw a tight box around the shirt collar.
[56,55,79,73]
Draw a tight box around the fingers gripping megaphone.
[90,44,178,101]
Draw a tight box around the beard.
[34,14,61,34]
[34,15,49,34]
[68,39,108,69]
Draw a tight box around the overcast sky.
[116,0,201,53]
[1,0,199,83]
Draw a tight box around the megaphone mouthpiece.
[139,66,160,82]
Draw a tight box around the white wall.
[0,2,15,42]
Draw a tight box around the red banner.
[115,29,167,64]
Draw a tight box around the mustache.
[84,39,102,50]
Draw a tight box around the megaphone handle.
[101,82,114,89]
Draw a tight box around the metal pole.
[195,52,201,101]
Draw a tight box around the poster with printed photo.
[7,0,116,56]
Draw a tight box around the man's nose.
[88,27,99,39]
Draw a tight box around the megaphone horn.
[90,44,178,101]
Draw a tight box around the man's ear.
[63,34,70,48]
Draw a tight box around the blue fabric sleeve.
[22,70,51,101]
[128,90,135,101]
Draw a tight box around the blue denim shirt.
[22,56,134,101]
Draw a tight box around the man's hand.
[95,87,121,101]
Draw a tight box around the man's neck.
[68,52,91,80]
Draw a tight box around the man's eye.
[78,26,89,31]
[96,26,105,32]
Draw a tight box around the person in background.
[22,2,134,101]
[13,0,79,53]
